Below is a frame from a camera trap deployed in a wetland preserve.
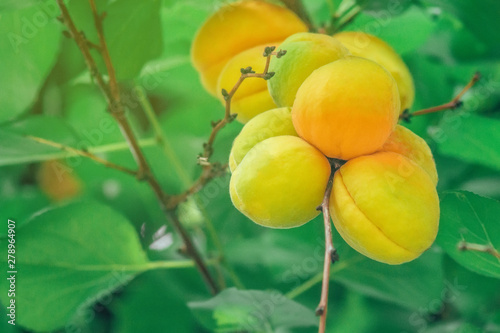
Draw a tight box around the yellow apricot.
[230,136,331,228]
[217,43,280,123]
[229,107,297,172]
[330,152,439,264]
[334,31,415,112]
[292,56,400,160]
[191,0,308,95]
[268,32,350,107]
[37,160,82,201]
[379,125,438,185]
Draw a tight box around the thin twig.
[88,0,150,179]
[57,0,219,295]
[458,241,500,259]
[316,165,338,333]
[168,47,285,208]
[27,136,138,177]
[401,72,481,121]
[136,85,245,289]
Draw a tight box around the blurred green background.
[0,0,499,332]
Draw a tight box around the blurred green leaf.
[189,288,318,332]
[421,0,500,56]
[0,201,149,331]
[0,189,49,237]
[333,241,444,310]
[422,321,484,333]
[0,1,62,123]
[437,191,500,279]
[346,5,435,54]
[430,114,500,172]
[109,270,198,333]
[104,0,163,79]
[2,115,80,145]
[443,256,500,323]
[63,84,123,146]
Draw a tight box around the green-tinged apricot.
[230,136,331,228]
[229,107,297,172]
[191,0,307,95]
[330,152,439,264]
[292,56,400,160]
[268,32,350,107]
[334,31,415,112]
[380,125,438,185]
[217,44,280,123]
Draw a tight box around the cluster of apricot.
[191,0,439,265]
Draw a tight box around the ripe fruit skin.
[229,107,297,172]
[268,32,350,107]
[191,0,308,95]
[217,44,280,123]
[330,152,439,264]
[380,125,438,185]
[292,57,400,160]
[334,31,415,112]
[230,136,331,228]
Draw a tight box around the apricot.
[217,44,280,123]
[37,160,82,201]
[191,0,308,95]
[230,136,331,228]
[229,107,297,172]
[292,56,400,160]
[380,125,438,185]
[268,32,350,107]
[334,32,415,112]
[330,152,439,264]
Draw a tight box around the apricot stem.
[169,48,285,208]
[403,72,481,121]
[458,241,500,259]
[57,0,220,295]
[316,165,338,333]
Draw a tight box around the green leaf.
[443,256,500,323]
[104,0,163,79]
[333,238,445,310]
[109,271,198,333]
[2,115,80,145]
[437,191,500,279]
[189,288,318,332]
[431,114,500,172]
[0,189,49,237]
[62,84,123,146]
[346,5,435,54]
[422,321,484,333]
[0,128,156,166]
[0,201,149,331]
[0,0,39,11]
[0,1,62,123]
[421,0,500,56]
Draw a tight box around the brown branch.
[56,0,112,104]
[316,163,339,333]
[401,72,481,122]
[458,241,500,259]
[168,47,286,208]
[27,136,138,177]
[57,0,219,295]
